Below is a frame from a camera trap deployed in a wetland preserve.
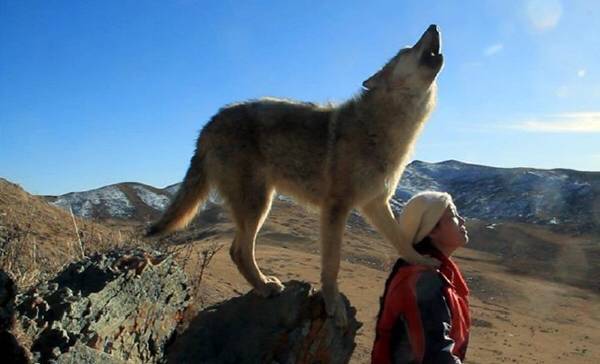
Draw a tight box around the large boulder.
[167,280,362,364]
[15,249,190,364]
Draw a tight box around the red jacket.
[371,246,470,364]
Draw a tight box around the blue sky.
[1,0,599,195]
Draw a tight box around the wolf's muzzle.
[417,24,443,70]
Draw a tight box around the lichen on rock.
[15,249,190,363]
[7,250,361,364]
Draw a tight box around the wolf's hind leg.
[227,183,283,297]
[320,201,351,327]
[361,198,438,267]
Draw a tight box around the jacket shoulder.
[391,264,443,286]
[414,269,445,302]
[388,263,442,296]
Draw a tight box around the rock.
[54,344,128,364]
[15,249,191,364]
[1,270,17,332]
[166,280,362,364]
[9,251,362,363]
[0,270,30,364]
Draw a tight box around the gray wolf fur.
[149,25,444,326]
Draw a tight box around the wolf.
[148,24,444,326]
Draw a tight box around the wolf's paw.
[322,289,348,328]
[254,276,285,297]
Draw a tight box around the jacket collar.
[417,241,469,296]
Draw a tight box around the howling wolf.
[149,25,444,326]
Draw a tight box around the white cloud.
[526,0,562,31]
[577,69,586,78]
[484,43,504,57]
[509,112,600,133]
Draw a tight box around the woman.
[371,191,470,364]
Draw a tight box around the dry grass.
[0,179,142,290]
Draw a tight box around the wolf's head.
[363,25,443,95]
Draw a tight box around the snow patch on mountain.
[162,183,225,207]
[390,160,599,231]
[396,166,443,198]
[132,185,170,211]
[164,184,180,196]
[52,185,134,218]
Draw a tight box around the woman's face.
[428,205,469,253]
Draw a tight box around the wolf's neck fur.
[340,83,437,141]
[357,83,437,119]
[327,83,437,190]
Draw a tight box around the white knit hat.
[397,191,454,246]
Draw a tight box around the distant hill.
[42,160,600,233]
[43,182,222,223]
[0,178,118,286]
[394,160,600,233]
[44,182,175,222]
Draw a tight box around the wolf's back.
[147,149,209,236]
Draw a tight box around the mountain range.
[44,160,600,233]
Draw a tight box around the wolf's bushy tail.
[147,150,209,236]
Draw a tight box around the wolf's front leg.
[361,198,438,267]
[320,202,351,327]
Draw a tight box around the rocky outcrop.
[167,280,362,364]
[15,249,190,364]
[6,250,361,363]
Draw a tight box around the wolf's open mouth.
[419,26,443,69]
[428,30,441,56]
[420,49,442,68]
